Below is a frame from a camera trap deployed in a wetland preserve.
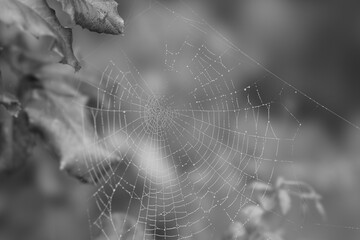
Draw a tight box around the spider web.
[73,0,357,239]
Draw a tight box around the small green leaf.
[222,222,247,240]
[243,205,265,225]
[258,195,276,211]
[55,0,125,34]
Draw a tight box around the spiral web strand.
[71,0,353,239]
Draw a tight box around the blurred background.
[1,0,360,239]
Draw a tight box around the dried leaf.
[0,0,58,47]
[18,0,81,70]
[0,71,21,117]
[0,92,21,117]
[278,189,291,215]
[21,64,122,184]
[55,0,124,34]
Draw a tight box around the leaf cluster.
[0,0,124,181]
[222,177,326,240]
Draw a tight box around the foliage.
[0,0,124,71]
[0,0,124,177]
[0,1,127,239]
[21,64,122,184]
[222,177,326,240]
[54,0,125,35]
[19,0,80,70]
